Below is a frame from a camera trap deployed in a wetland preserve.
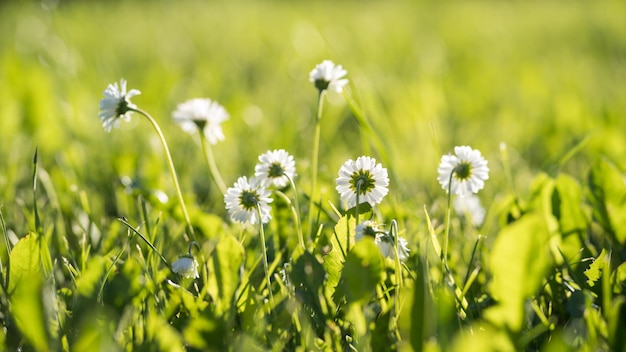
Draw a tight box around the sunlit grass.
[1,1,625,350]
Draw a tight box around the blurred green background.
[1,0,625,234]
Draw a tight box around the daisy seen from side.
[99,78,141,132]
[172,98,229,145]
[171,255,199,279]
[309,60,349,93]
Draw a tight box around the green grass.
[1,1,625,351]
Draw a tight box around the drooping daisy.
[172,98,229,145]
[437,146,489,197]
[375,233,410,261]
[254,149,297,188]
[355,220,382,242]
[224,176,273,225]
[454,194,486,227]
[309,60,349,93]
[171,255,199,279]
[99,79,141,132]
[336,156,389,208]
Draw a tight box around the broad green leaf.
[410,257,426,352]
[553,174,587,234]
[584,248,606,288]
[323,214,351,297]
[608,296,626,352]
[552,174,587,265]
[183,314,227,351]
[146,310,185,352]
[341,237,384,304]
[207,235,244,315]
[588,158,626,244]
[485,213,551,332]
[324,204,374,288]
[612,261,626,294]
[290,251,326,321]
[451,323,515,352]
[8,232,48,352]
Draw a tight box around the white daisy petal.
[375,233,410,261]
[454,194,486,227]
[335,156,389,208]
[437,146,489,197]
[171,256,199,279]
[254,149,297,188]
[172,98,229,145]
[98,79,141,132]
[309,60,349,93]
[224,176,273,225]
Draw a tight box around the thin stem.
[307,90,325,241]
[256,204,274,311]
[117,217,169,267]
[131,108,195,241]
[200,134,227,196]
[462,235,483,291]
[280,175,305,250]
[351,180,363,254]
[389,220,403,338]
[443,169,455,274]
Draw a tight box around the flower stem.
[307,90,325,242]
[131,108,195,241]
[118,217,169,265]
[443,169,455,275]
[256,204,274,310]
[287,175,305,250]
[389,220,403,337]
[200,134,227,196]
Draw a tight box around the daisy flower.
[171,255,199,279]
[355,220,382,242]
[375,233,410,261]
[309,60,349,93]
[99,79,141,132]
[437,146,489,197]
[336,156,389,208]
[454,194,486,227]
[254,149,297,188]
[224,176,273,225]
[172,98,229,145]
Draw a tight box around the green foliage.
[0,1,625,351]
[485,213,552,332]
[8,233,48,352]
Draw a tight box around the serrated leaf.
[584,248,606,288]
[588,158,626,244]
[324,205,375,296]
[485,213,551,332]
[8,232,48,352]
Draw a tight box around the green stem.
[256,204,274,310]
[118,217,169,267]
[279,175,305,250]
[442,169,455,274]
[200,134,227,196]
[307,90,325,241]
[389,220,403,337]
[131,108,195,241]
